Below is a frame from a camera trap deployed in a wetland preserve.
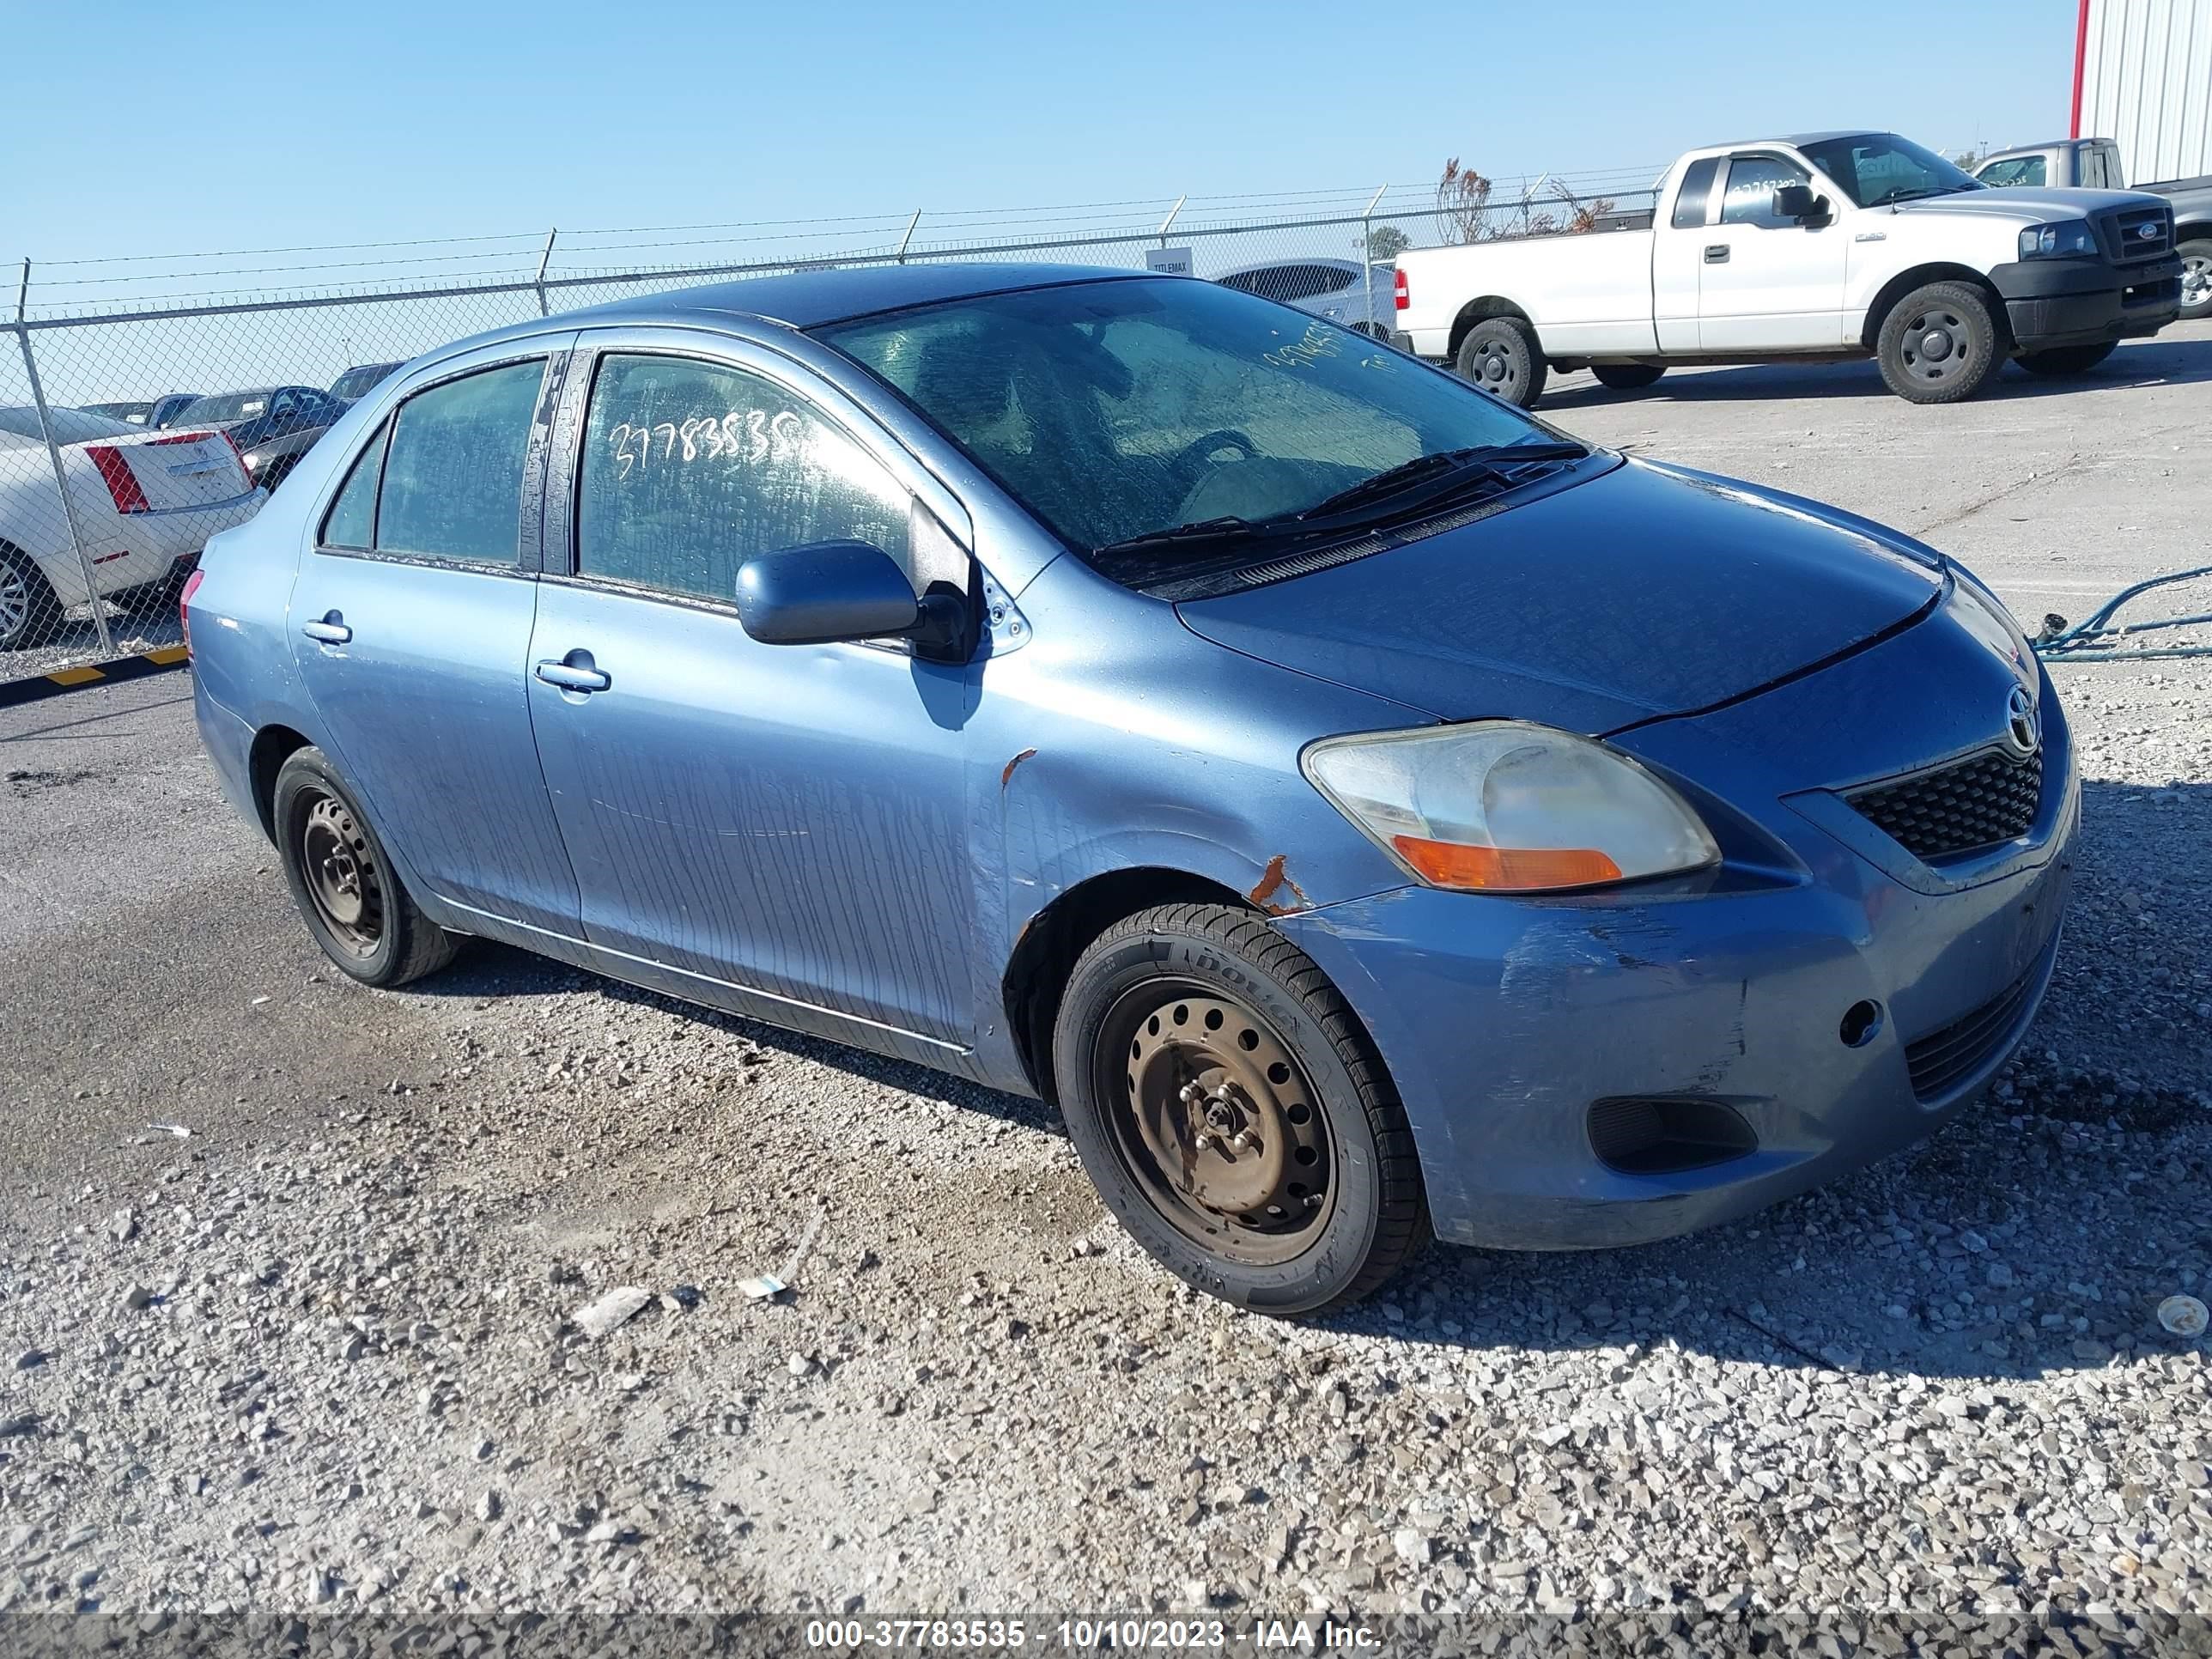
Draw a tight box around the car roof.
[1981,138,2082,158]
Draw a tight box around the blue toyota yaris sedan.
[185,264,2075,1316]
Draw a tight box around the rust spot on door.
[1248,854,1311,915]
[1000,747,1038,788]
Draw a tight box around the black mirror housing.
[735,540,921,647]
[1774,184,1820,221]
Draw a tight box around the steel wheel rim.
[1900,307,1972,384]
[0,566,28,645]
[2184,253,2210,308]
[1477,347,1516,394]
[1099,983,1335,1265]
[300,790,384,956]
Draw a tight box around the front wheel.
[1052,902,1426,1316]
[2177,239,2211,322]
[272,746,459,988]
[2016,342,2117,377]
[1876,281,2002,404]
[1455,317,1547,409]
[1591,363,1665,391]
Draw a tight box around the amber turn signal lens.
[1391,836,1624,892]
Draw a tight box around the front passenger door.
[1697,152,1850,349]
[526,337,979,1048]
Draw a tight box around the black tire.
[2016,342,2117,378]
[1876,281,2002,404]
[1455,316,1547,408]
[1051,902,1426,1316]
[271,746,459,988]
[1591,363,1665,391]
[0,544,65,653]
[2178,239,2212,322]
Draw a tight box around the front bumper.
[1275,656,2079,1253]
[1990,255,2182,349]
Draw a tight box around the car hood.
[1894,186,2160,222]
[1174,457,1946,734]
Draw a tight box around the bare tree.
[1436,159,1495,245]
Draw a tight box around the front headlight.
[2018,221,2100,259]
[1302,722,1720,894]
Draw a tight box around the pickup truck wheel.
[1876,282,2001,404]
[2017,342,2116,377]
[1053,902,1427,1317]
[2179,240,2212,321]
[1455,318,1547,408]
[1591,364,1665,391]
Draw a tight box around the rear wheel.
[0,546,64,653]
[272,746,459,988]
[1052,902,1426,1316]
[1455,316,1547,408]
[1876,281,2002,404]
[2178,239,2212,322]
[2016,342,2117,377]
[1591,363,1665,391]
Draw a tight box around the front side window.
[1978,155,2045,188]
[375,360,544,564]
[1720,155,1812,227]
[817,277,1540,581]
[575,353,912,603]
[320,422,386,548]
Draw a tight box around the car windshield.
[815,278,1553,578]
[1799,133,1983,208]
[179,391,277,422]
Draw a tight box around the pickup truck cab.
[1394,131,2185,407]
[1975,138,2212,321]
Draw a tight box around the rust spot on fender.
[1000,747,1038,788]
[1248,854,1311,915]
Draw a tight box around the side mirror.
[734,540,924,647]
[1773,184,1821,221]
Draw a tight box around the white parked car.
[1216,257,1398,336]
[1392,131,2185,407]
[0,406,264,651]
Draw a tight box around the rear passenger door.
[289,338,584,937]
[526,329,978,1049]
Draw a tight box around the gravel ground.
[0,603,184,682]
[2,326,2209,1644]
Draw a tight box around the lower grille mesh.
[1904,965,2040,1101]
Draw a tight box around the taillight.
[222,430,254,488]
[179,567,207,657]
[86,445,150,514]
[1393,269,1409,312]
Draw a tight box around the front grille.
[1904,964,2040,1101]
[1847,745,2041,861]
[2103,204,2174,264]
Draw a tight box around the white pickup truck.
[1392,130,2185,407]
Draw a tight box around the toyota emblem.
[2003,684,2039,757]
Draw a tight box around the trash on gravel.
[572,1287,653,1340]
[2157,1294,2209,1338]
[144,1123,191,1139]
[738,1275,788,1302]
[659,1285,701,1313]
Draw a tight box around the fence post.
[534,228,558,317]
[14,260,115,659]
[895,210,923,265]
[1360,182,1388,333]
[1157,195,1187,247]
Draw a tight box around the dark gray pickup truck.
[1976,138,2211,319]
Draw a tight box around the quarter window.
[1720,155,1812,227]
[319,423,386,549]
[1978,156,2046,188]
[374,360,545,564]
[575,353,913,604]
[1672,158,1721,228]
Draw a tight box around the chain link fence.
[3,169,1662,682]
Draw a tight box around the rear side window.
[1672,158,1721,228]
[1978,155,2045,188]
[319,423,386,549]
[575,353,913,604]
[374,361,544,564]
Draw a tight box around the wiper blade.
[1872,185,1972,207]
[1297,441,1588,521]
[1090,514,1304,560]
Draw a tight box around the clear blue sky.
[14,0,2081,267]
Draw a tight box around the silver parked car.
[1215,257,1397,336]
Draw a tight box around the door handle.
[535,658,611,693]
[301,613,351,646]
[1705,244,1730,264]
